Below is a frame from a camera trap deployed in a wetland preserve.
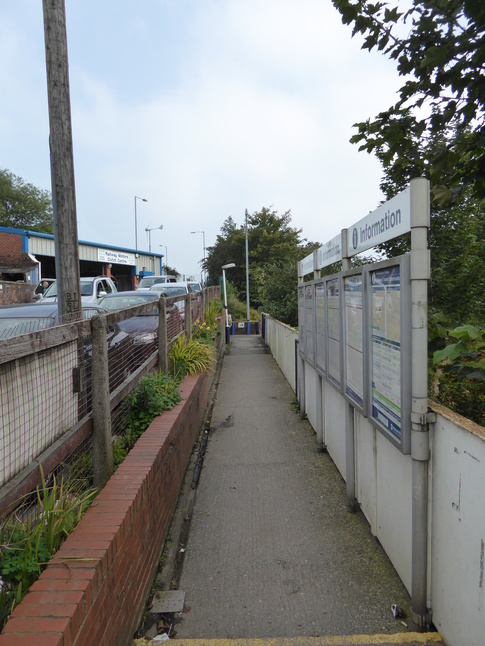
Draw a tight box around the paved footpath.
[173,335,443,646]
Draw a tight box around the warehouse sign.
[98,249,135,265]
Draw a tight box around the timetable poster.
[371,265,402,440]
[305,284,314,360]
[344,275,363,407]
[315,282,326,373]
[327,278,340,385]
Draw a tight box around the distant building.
[0,226,164,292]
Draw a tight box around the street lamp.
[159,245,168,274]
[145,224,163,253]
[191,230,206,284]
[222,262,236,344]
[134,196,147,250]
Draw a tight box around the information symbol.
[352,228,358,249]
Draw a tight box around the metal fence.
[0,287,220,516]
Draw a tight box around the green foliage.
[253,261,298,327]
[115,373,182,463]
[0,466,97,627]
[430,318,485,426]
[332,0,485,202]
[224,281,259,322]
[168,335,215,380]
[204,208,320,317]
[0,169,54,233]
[192,319,218,344]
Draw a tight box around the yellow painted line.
[168,633,444,646]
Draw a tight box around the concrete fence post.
[91,315,114,488]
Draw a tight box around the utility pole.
[42,0,81,322]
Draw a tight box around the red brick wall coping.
[0,371,212,646]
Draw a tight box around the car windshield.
[138,278,156,289]
[99,295,158,310]
[42,280,94,297]
[152,286,187,296]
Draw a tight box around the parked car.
[97,290,182,366]
[0,301,133,413]
[136,275,178,291]
[0,302,105,339]
[32,278,56,301]
[188,281,202,293]
[39,276,117,305]
[149,282,190,313]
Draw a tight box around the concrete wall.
[263,314,485,646]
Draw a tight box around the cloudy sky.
[1,0,402,279]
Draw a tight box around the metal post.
[409,177,432,628]
[245,209,250,321]
[341,228,357,512]
[315,373,325,452]
[91,315,114,488]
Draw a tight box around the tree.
[332,0,485,203]
[0,169,54,233]
[204,207,319,321]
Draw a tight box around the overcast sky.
[1,0,402,279]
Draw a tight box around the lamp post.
[134,196,147,250]
[191,230,206,284]
[145,224,163,253]
[222,262,236,344]
[159,245,168,274]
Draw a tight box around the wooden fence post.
[158,297,168,373]
[185,294,192,338]
[91,315,114,488]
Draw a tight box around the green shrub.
[115,372,181,464]
[0,467,97,626]
[169,335,215,380]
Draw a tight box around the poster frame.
[365,254,412,454]
[314,279,327,377]
[342,268,366,415]
[325,272,343,392]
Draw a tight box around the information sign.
[98,249,135,266]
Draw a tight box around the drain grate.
[150,590,186,613]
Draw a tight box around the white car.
[136,275,177,291]
[149,282,190,311]
[39,276,117,305]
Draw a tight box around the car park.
[0,301,132,407]
[32,278,56,300]
[136,275,177,291]
[97,290,182,366]
[0,302,105,339]
[40,276,117,305]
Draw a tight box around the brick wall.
[0,233,22,257]
[0,371,212,646]
[0,281,34,305]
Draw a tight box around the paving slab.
[175,336,441,644]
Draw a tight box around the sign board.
[316,234,342,269]
[315,281,326,375]
[300,253,314,276]
[326,277,341,387]
[369,256,411,452]
[343,273,364,408]
[98,249,136,266]
[347,187,411,257]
